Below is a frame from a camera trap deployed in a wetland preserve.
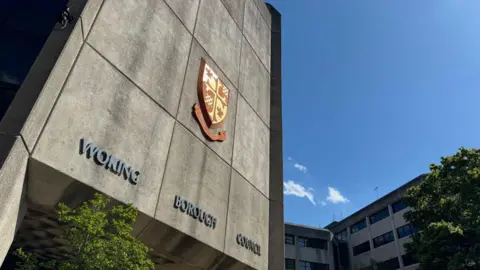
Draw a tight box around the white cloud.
[284,180,316,206]
[326,187,350,204]
[320,201,327,206]
[287,156,292,161]
[293,163,308,173]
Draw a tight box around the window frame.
[377,257,400,269]
[285,234,295,245]
[350,219,367,234]
[373,231,394,248]
[396,223,417,239]
[369,207,390,225]
[353,241,371,256]
[402,253,419,267]
[335,229,348,241]
[392,199,408,213]
[285,258,296,270]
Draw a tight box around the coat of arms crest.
[193,59,229,142]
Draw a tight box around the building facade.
[285,175,424,270]
[284,223,336,270]
[0,0,283,269]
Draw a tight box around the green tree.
[404,147,480,270]
[15,193,154,270]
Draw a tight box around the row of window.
[359,253,418,270]
[285,259,329,270]
[353,224,417,256]
[285,235,328,250]
[334,199,409,239]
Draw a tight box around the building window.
[402,253,418,266]
[297,237,328,250]
[353,241,371,256]
[373,231,394,248]
[350,219,367,234]
[369,207,390,225]
[396,223,417,239]
[359,266,374,270]
[285,234,295,245]
[377,257,400,269]
[392,199,407,213]
[299,260,329,270]
[335,229,348,241]
[285,258,296,270]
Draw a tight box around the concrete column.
[389,205,404,269]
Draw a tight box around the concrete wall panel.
[80,0,104,38]
[87,0,192,115]
[32,45,175,216]
[239,37,270,126]
[352,252,371,269]
[194,0,242,87]
[164,0,200,33]
[297,247,330,265]
[371,242,397,262]
[0,135,28,263]
[233,96,270,198]
[393,207,411,228]
[285,244,295,259]
[370,218,392,239]
[222,0,246,30]
[176,40,238,164]
[243,0,271,72]
[350,229,369,247]
[155,124,231,252]
[224,171,268,270]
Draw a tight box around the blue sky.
[265,0,480,227]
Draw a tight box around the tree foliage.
[404,147,480,270]
[15,193,154,270]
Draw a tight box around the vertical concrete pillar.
[389,205,404,269]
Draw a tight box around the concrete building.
[284,223,336,270]
[0,0,283,269]
[325,175,424,270]
[284,175,424,270]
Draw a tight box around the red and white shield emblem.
[193,59,229,141]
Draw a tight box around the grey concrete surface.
[80,0,104,38]
[176,40,238,164]
[243,0,271,72]
[164,0,200,33]
[221,0,246,30]
[232,96,270,198]
[224,171,269,270]
[155,124,231,253]
[194,0,242,87]
[238,37,270,126]
[32,45,175,217]
[371,242,398,262]
[87,0,192,115]
[255,0,272,29]
[0,135,28,264]
[0,19,84,152]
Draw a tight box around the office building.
[0,0,283,269]
[285,175,425,270]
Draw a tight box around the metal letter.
[211,216,216,230]
[180,200,188,212]
[94,149,109,165]
[122,165,132,181]
[79,138,99,158]
[174,195,182,209]
[236,234,242,245]
[187,202,195,217]
[198,209,205,222]
[130,170,140,185]
[106,156,120,173]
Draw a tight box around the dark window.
[350,219,367,234]
[377,257,400,270]
[396,224,417,239]
[285,258,296,270]
[353,241,371,256]
[297,237,328,250]
[299,260,329,270]
[402,253,418,266]
[392,199,407,213]
[373,231,395,248]
[335,229,348,241]
[369,207,390,224]
[285,234,295,245]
